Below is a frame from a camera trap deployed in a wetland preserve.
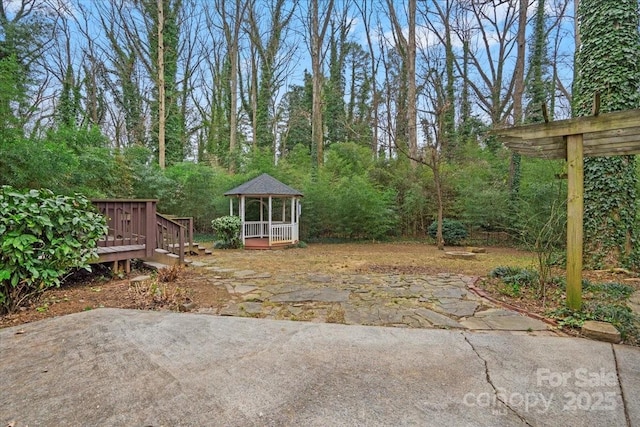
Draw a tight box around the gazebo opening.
[224,173,303,250]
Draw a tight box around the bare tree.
[214,0,248,171]
[306,0,335,167]
[386,0,418,165]
[452,0,521,126]
[353,0,381,156]
[243,0,297,157]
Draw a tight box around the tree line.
[1,0,639,269]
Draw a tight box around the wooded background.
[0,0,638,268]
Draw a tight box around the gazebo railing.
[244,221,297,244]
[271,224,293,243]
[244,221,269,238]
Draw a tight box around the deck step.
[164,243,211,255]
[143,261,171,271]
[147,249,181,266]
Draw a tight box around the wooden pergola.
[224,173,303,249]
[493,108,640,310]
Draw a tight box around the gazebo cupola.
[224,173,303,249]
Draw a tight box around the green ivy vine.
[573,0,640,269]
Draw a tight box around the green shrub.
[211,216,242,249]
[0,187,108,314]
[428,219,468,245]
[489,266,539,286]
[489,266,539,296]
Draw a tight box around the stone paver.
[193,263,552,333]
[414,308,466,329]
[582,320,622,343]
[436,300,479,317]
[232,284,258,294]
[270,288,351,303]
[239,302,263,315]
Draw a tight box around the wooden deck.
[91,200,192,269]
[96,244,146,262]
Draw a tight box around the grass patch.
[193,233,215,243]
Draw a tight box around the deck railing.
[165,216,194,253]
[92,200,156,258]
[156,213,186,264]
[92,200,190,264]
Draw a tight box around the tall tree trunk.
[309,0,334,168]
[228,39,238,171]
[387,0,417,165]
[508,0,527,198]
[574,0,640,268]
[406,0,417,164]
[157,0,166,169]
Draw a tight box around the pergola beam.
[491,108,640,311]
[493,109,640,140]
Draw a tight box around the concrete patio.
[2,308,639,426]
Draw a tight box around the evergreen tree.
[525,0,549,124]
[281,71,313,155]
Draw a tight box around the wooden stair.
[167,242,212,256]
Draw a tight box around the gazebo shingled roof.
[224,173,303,197]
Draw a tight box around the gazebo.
[224,173,303,249]
[493,107,640,310]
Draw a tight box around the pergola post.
[566,134,584,311]
[492,109,640,311]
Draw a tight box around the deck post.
[178,225,185,264]
[145,200,156,258]
[566,134,584,311]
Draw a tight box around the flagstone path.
[184,259,553,333]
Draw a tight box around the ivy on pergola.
[492,108,640,310]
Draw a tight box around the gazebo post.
[260,197,264,237]
[240,195,246,245]
[229,198,233,216]
[566,134,584,311]
[268,196,272,246]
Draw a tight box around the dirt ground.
[1,242,635,329]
